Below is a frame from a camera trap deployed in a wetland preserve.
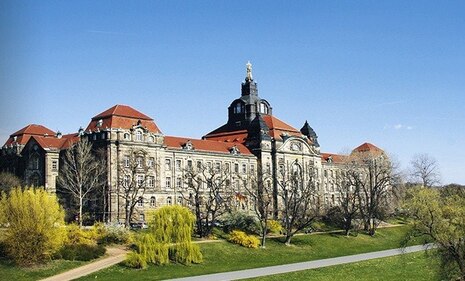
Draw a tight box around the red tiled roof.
[262,115,302,140]
[321,153,348,164]
[164,136,253,155]
[352,142,384,154]
[204,115,303,143]
[29,133,80,150]
[4,124,56,146]
[93,105,152,120]
[202,130,249,144]
[86,105,161,133]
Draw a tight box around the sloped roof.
[262,115,302,140]
[86,105,161,133]
[204,115,303,144]
[4,124,56,146]
[29,133,80,151]
[352,142,384,154]
[165,136,253,155]
[321,152,348,164]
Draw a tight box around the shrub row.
[228,230,260,248]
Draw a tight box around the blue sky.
[1,1,464,184]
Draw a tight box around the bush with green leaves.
[125,206,202,268]
[0,187,67,265]
[56,243,106,261]
[221,211,260,234]
[228,230,260,248]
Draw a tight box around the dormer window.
[259,103,269,114]
[229,145,240,155]
[234,103,243,114]
[124,133,130,140]
[182,140,194,150]
[97,119,103,127]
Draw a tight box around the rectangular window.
[165,177,171,189]
[215,162,221,172]
[250,164,255,174]
[147,176,154,188]
[165,159,171,171]
[137,175,144,187]
[234,163,239,173]
[225,163,230,172]
[187,160,192,169]
[167,196,172,205]
[123,175,130,187]
[242,164,247,174]
[176,159,182,171]
[52,160,58,171]
[196,161,202,171]
[124,156,130,168]
[176,177,182,189]
[148,157,154,167]
[137,197,144,207]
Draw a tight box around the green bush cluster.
[228,230,260,248]
[222,211,260,234]
[56,244,106,261]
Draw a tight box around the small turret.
[300,120,319,147]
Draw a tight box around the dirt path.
[39,247,128,281]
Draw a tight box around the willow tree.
[129,205,202,266]
[405,187,465,280]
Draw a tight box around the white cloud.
[385,124,413,130]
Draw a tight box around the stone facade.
[1,64,384,224]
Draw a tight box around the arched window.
[167,196,172,205]
[123,133,130,140]
[150,196,156,207]
[259,103,269,114]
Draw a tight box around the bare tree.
[335,167,359,236]
[58,138,106,228]
[242,171,273,247]
[409,153,441,187]
[180,162,234,237]
[277,160,320,245]
[346,151,397,236]
[118,148,152,228]
[0,172,22,195]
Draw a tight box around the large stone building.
[0,63,384,223]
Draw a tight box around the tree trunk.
[79,196,83,228]
[125,203,131,228]
[284,233,293,246]
[260,221,267,248]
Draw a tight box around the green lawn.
[244,251,440,281]
[0,259,86,281]
[78,226,426,281]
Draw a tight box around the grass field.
[0,259,86,281]
[77,226,428,281]
[244,251,440,281]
